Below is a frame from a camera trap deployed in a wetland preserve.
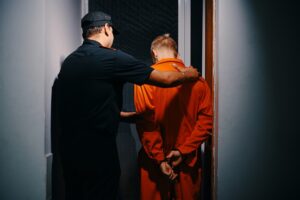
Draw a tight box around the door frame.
[204,0,217,199]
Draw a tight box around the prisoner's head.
[151,33,178,63]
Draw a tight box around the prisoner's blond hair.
[151,33,178,63]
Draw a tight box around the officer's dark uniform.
[56,37,153,199]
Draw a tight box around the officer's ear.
[104,23,110,36]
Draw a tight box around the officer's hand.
[172,64,200,81]
[120,111,137,118]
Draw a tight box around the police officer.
[56,11,199,200]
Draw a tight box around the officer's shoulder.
[114,49,136,61]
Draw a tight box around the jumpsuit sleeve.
[177,81,213,155]
[134,84,155,113]
[134,84,165,164]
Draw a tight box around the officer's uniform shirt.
[57,39,153,165]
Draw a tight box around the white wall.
[0,1,46,199]
[0,0,81,199]
[216,0,299,199]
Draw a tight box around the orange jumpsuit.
[134,58,213,200]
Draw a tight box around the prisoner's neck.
[156,49,176,61]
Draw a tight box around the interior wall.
[216,0,299,200]
[0,0,82,199]
[0,0,46,199]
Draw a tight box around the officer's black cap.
[81,11,119,35]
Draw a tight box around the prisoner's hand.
[160,161,178,181]
[166,150,183,167]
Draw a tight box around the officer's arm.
[146,67,199,87]
[113,50,199,86]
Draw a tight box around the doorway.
[87,0,215,200]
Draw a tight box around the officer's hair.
[150,33,178,63]
[83,26,104,39]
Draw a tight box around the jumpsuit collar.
[155,58,185,66]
